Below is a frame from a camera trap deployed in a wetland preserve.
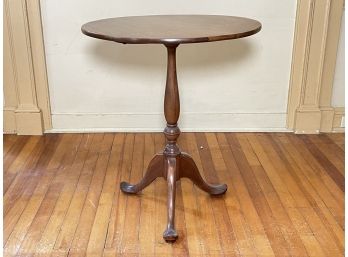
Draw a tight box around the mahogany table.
[82,15,261,242]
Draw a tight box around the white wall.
[41,0,297,132]
[332,11,345,107]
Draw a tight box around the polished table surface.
[82,15,261,242]
[82,15,261,44]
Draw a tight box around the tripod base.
[120,152,227,242]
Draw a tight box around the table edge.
[81,15,262,45]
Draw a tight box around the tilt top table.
[82,15,261,242]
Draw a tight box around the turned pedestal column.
[120,44,227,242]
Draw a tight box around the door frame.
[4,0,51,135]
[287,0,345,133]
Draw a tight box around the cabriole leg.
[162,156,178,242]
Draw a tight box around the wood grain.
[3,132,344,257]
[82,15,261,45]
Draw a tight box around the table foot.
[163,227,178,242]
[120,154,165,194]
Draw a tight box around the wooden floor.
[3,132,344,257]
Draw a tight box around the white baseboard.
[47,127,292,133]
[48,112,290,133]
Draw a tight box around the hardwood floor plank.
[299,207,343,257]
[4,136,41,194]
[4,136,29,171]
[276,134,344,227]
[326,133,345,150]
[208,133,274,257]
[16,134,85,257]
[4,134,20,156]
[4,135,72,216]
[247,133,341,256]
[215,133,275,257]
[65,134,114,257]
[4,136,47,212]
[185,133,223,257]
[85,134,125,257]
[299,135,344,191]
[308,134,344,159]
[4,134,62,256]
[138,134,157,257]
[4,136,38,175]
[225,133,291,257]
[3,135,61,240]
[318,146,344,176]
[287,134,344,209]
[196,133,242,257]
[50,134,101,257]
[103,134,135,256]
[242,133,326,257]
[270,134,344,245]
[119,134,145,256]
[32,134,97,257]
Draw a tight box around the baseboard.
[3,105,44,135]
[294,107,322,134]
[4,107,17,134]
[47,128,292,133]
[49,112,289,133]
[320,107,335,132]
[333,107,345,132]
[15,109,43,135]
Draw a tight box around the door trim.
[287,0,344,133]
[4,0,52,135]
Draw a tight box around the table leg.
[179,152,227,195]
[163,156,178,241]
[120,153,165,193]
[120,43,227,242]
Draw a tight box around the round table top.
[81,15,261,44]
